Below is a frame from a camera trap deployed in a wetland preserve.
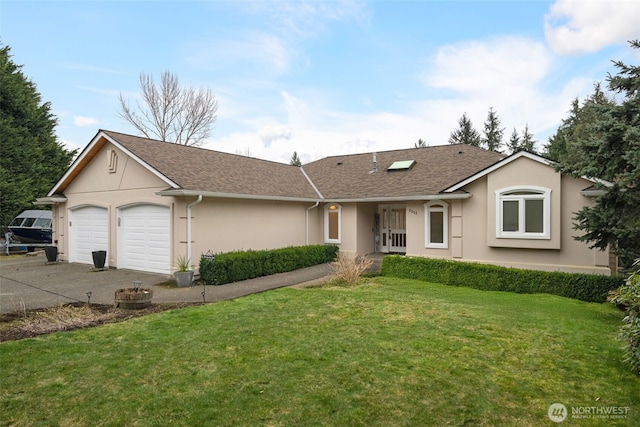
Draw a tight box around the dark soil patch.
[0,302,202,342]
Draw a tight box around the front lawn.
[1,277,638,426]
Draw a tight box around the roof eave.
[444,151,552,193]
[156,189,321,203]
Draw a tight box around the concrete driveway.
[0,252,333,315]
[0,253,173,314]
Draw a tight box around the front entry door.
[378,204,406,253]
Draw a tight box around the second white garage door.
[117,204,170,274]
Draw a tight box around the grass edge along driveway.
[1,277,639,426]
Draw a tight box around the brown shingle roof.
[62,131,504,201]
[302,144,504,199]
[103,130,319,199]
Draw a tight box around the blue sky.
[2,0,638,164]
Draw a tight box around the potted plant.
[174,255,194,287]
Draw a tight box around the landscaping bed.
[0,302,200,342]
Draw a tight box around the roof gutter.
[581,189,607,197]
[157,189,472,203]
[324,193,472,203]
[186,195,203,269]
[156,189,320,203]
[34,196,68,205]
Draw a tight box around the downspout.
[306,202,320,245]
[186,195,203,269]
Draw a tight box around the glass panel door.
[378,204,406,253]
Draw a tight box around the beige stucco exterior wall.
[405,157,610,274]
[458,158,608,274]
[186,198,309,260]
[326,202,375,256]
[355,203,375,254]
[406,200,454,259]
[337,203,357,256]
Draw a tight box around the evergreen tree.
[520,124,537,153]
[289,151,302,166]
[505,125,537,154]
[448,113,481,146]
[544,84,615,163]
[555,41,640,267]
[507,127,521,154]
[414,138,427,148]
[482,107,505,152]
[0,44,76,226]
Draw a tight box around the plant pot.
[92,250,107,269]
[114,288,153,309]
[44,246,58,263]
[174,271,194,287]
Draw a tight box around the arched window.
[424,200,448,249]
[496,186,550,239]
[324,203,342,244]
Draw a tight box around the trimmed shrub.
[609,261,640,375]
[381,255,624,303]
[199,244,339,285]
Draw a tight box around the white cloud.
[259,124,292,147]
[241,0,368,37]
[545,0,640,54]
[73,116,99,127]
[58,138,81,153]
[424,37,551,98]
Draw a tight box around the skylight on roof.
[387,160,415,171]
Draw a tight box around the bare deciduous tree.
[118,71,218,146]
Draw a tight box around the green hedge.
[381,255,624,303]
[199,244,339,285]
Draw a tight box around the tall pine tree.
[0,44,76,226]
[555,41,640,267]
[482,107,504,152]
[507,127,521,154]
[448,113,481,146]
[520,124,537,153]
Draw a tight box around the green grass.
[1,277,639,426]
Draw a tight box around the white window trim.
[424,200,449,249]
[495,186,550,240]
[324,203,342,244]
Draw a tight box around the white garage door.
[68,206,109,266]
[118,205,170,274]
